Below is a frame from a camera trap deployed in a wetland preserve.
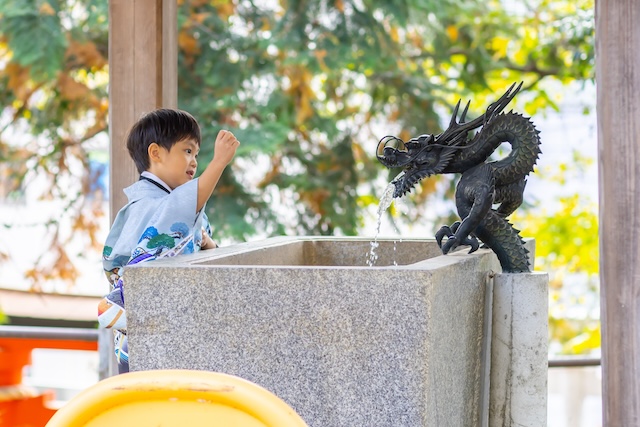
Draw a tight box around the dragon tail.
[474,210,530,273]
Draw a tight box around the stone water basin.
[124,236,509,426]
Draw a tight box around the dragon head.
[376,82,523,198]
[376,134,458,198]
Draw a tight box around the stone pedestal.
[489,272,549,427]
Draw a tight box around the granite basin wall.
[124,237,528,426]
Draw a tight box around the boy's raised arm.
[197,130,239,212]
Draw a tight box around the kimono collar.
[123,171,172,202]
[140,171,172,193]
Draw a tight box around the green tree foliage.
[0,0,109,286]
[0,1,594,293]
[173,0,594,238]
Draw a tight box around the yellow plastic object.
[46,370,308,427]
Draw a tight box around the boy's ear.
[148,143,162,163]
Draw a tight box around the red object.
[0,335,98,427]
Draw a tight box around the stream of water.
[366,180,397,267]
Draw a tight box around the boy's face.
[151,138,199,190]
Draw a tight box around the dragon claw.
[435,222,479,254]
[435,225,453,248]
[465,237,480,253]
[442,236,459,254]
[436,222,461,249]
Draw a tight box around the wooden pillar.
[102,0,177,378]
[109,0,177,214]
[596,0,640,424]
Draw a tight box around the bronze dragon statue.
[376,82,541,272]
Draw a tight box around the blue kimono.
[99,171,212,372]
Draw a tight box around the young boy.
[98,109,239,373]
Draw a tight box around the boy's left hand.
[201,229,218,250]
[212,130,239,167]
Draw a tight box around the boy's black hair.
[126,109,202,173]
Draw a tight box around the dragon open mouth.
[391,165,433,198]
[377,136,436,198]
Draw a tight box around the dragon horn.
[436,82,523,146]
[460,100,471,123]
[449,100,461,128]
[486,82,522,121]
